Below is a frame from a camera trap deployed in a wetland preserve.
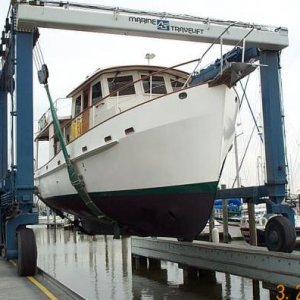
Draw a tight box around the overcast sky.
[1,0,300,192]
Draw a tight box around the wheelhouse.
[35,65,189,161]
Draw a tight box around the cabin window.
[108,75,135,96]
[83,89,89,110]
[171,79,185,91]
[92,81,103,104]
[74,96,81,116]
[142,75,167,94]
[53,135,60,155]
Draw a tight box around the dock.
[131,237,300,289]
[0,257,84,300]
[0,258,45,300]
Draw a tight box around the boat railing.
[37,97,71,133]
[38,110,51,132]
[62,61,195,143]
[59,23,256,144]
[183,22,255,88]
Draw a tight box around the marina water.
[34,226,270,299]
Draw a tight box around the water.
[34,227,270,300]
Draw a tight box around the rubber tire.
[17,228,37,276]
[265,215,296,253]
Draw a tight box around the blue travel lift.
[214,50,296,252]
[0,2,296,277]
[194,47,296,252]
[0,15,38,275]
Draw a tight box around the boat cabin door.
[82,89,90,134]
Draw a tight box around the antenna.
[145,53,156,65]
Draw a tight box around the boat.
[239,203,269,244]
[214,198,242,224]
[34,62,241,240]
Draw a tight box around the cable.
[231,125,256,188]
[238,80,263,143]
[33,40,116,226]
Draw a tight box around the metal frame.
[15,32,35,213]
[0,91,7,186]
[16,2,288,50]
[0,1,294,259]
[0,17,38,259]
[215,50,294,225]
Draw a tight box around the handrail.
[183,22,239,88]
[37,97,71,132]
[39,23,256,144]
[45,21,255,137]
[59,58,198,140]
[183,23,256,89]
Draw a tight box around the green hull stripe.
[91,181,218,198]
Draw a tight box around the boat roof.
[67,65,189,98]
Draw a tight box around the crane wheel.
[265,215,296,253]
[17,228,37,276]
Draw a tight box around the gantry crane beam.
[15,1,288,50]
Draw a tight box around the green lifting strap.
[40,65,114,225]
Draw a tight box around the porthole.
[125,127,135,135]
[179,92,187,100]
[104,136,112,142]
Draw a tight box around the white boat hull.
[35,83,238,238]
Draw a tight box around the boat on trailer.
[35,63,240,240]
